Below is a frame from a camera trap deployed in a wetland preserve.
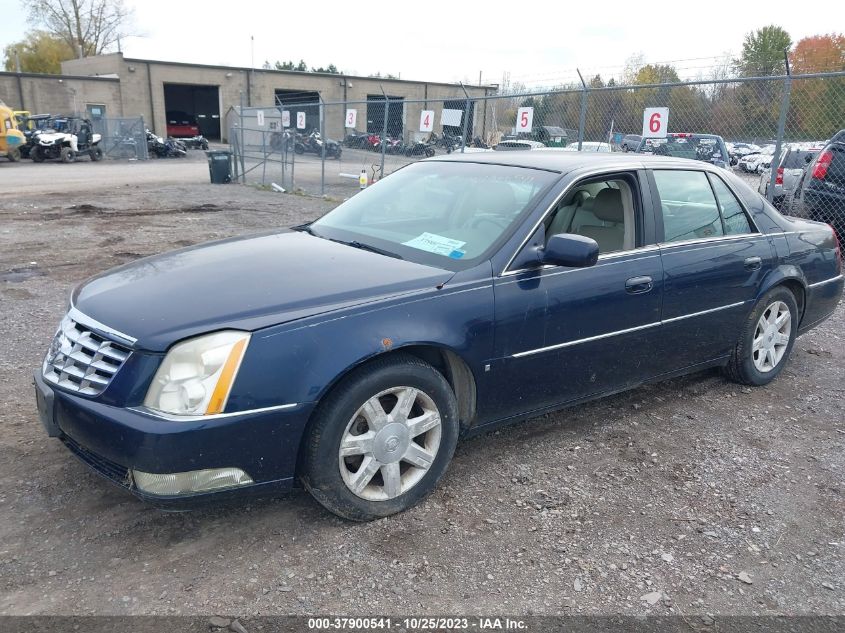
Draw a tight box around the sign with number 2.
[296,112,306,130]
[345,109,357,129]
[420,110,434,132]
[642,107,669,138]
[516,107,533,133]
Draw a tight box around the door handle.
[744,256,762,271]
[625,276,653,294]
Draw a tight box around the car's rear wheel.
[89,146,103,161]
[724,287,798,386]
[31,147,44,162]
[300,354,459,521]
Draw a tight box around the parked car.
[729,142,760,165]
[758,145,819,208]
[636,133,730,169]
[166,111,201,138]
[559,141,612,152]
[34,153,843,521]
[493,139,546,151]
[795,129,845,234]
[620,134,642,152]
[739,151,775,174]
[30,116,103,163]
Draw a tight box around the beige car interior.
[545,179,636,254]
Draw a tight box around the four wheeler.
[30,117,103,163]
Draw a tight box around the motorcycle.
[295,131,342,159]
[343,130,370,149]
[146,130,187,158]
[178,135,210,150]
[404,139,435,157]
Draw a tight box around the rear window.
[782,150,815,169]
[639,135,726,162]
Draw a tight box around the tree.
[790,34,845,73]
[24,0,131,57]
[311,64,339,74]
[3,30,74,73]
[735,25,791,77]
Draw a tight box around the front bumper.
[34,371,315,507]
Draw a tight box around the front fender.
[227,277,495,413]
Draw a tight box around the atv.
[30,117,104,163]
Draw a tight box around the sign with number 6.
[419,110,434,132]
[642,107,669,138]
[516,107,534,133]
[281,110,290,127]
[345,109,357,129]
[296,112,306,130]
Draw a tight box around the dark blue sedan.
[34,153,843,520]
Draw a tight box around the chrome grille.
[42,315,131,396]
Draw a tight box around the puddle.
[1,267,47,283]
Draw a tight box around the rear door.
[649,168,776,370]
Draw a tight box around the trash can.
[206,150,232,184]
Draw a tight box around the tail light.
[671,133,692,138]
[775,167,784,185]
[812,150,833,180]
[830,224,842,272]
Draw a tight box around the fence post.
[767,57,792,204]
[380,90,389,180]
[139,115,147,160]
[239,92,246,184]
[577,69,587,151]
[320,97,326,196]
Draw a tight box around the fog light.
[132,467,253,496]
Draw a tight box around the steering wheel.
[468,214,510,231]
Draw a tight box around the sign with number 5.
[296,112,306,130]
[642,107,669,138]
[516,107,533,133]
[345,109,357,129]
[419,110,434,132]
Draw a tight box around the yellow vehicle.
[1,102,26,162]
[14,110,31,129]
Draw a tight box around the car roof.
[426,151,722,175]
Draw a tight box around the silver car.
[758,146,819,209]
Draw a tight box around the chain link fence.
[230,72,844,230]
[90,117,149,160]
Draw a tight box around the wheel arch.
[757,267,807,325]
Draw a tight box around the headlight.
[143,330,250,416]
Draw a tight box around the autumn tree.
[3,30,74,73]
[24,0,132,57]
[789,34,845,139]
[790,34,845,73]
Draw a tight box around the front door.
[649,168,776,370]
[485,172,664,422]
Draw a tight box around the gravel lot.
[0,159,843,618]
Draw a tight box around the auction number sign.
[296,112,307,130]
[419,110,434,132]
[345,109,357,129]
[516,107,534,133]
[642,107,669,138]
[256,110,265,127]
[281,110,290,127]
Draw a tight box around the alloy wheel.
[752,300,791,373]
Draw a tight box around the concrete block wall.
[0,72,121,118]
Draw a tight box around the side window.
[653,170,723,242]
[709,175,753,235]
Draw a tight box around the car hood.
[72,230,453,352]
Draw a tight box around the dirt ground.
[0,160,843,618]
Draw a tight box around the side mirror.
[542,234,599,268]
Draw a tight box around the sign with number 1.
[516,107,533,133]
[420,110,434,132]
[345,109,357,129]
[642,107,669,138]
[256,110,265,127]
[296,112,306,130]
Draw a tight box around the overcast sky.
[1,0,842,86]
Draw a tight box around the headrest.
[592,188,623,223]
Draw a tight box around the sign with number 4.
[420,110,434,132]
[296,112,306,130]
[516,107,534,133]
[642,107,669,138]
[345,109,357,129]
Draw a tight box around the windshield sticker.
[403,232,467,257]
[448,249,465,259]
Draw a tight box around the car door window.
[653,170,724,242]
[708,175,753,235]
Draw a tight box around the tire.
[31,147,44,163]
[89,146,103,161]
[7,148,20,162]
[724,286,798,386]
[60,147,75,163]
[300,354,459,521]
[425,147,435,158]
[294,144,304,155]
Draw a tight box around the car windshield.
[309,161,558,270]
[639,136,726,162]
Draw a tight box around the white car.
[739,152,774,173]
[557,141,612,153]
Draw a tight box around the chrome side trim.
[660,301,747,325]
[68,306,137,346]
[808,274,844,289]
[501,251,661,280]
[511,321,661,358]
[657,233,764,250]
[510,300,748,358]
[129,403,300,422]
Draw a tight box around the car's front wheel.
[724,286,798,386]
[301,354,459,521]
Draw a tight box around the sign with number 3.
[345,109,357,129]
[642,107,669,138]
[419,110,434,132]
[516,107,533,133]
